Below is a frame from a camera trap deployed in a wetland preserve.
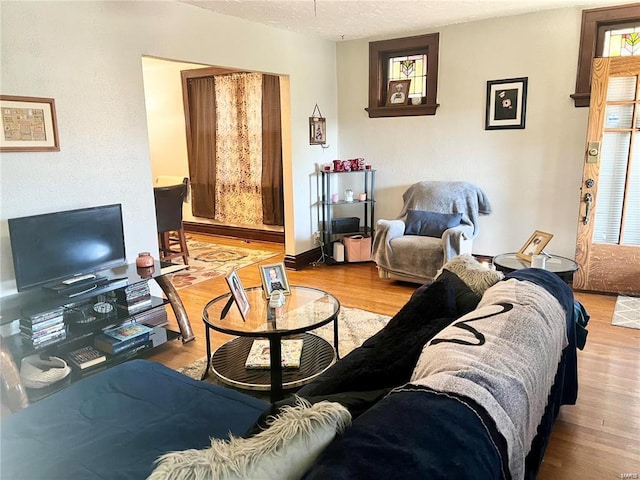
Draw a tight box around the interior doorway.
[140,56,286,244]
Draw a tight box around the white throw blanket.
[409,279,568,480]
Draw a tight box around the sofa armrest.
[372,219,406,270]
[441,224,474,261]
[375,219,405,241]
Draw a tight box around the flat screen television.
[8,204,127,292]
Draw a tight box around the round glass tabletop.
[203,285,341,337]
[493,253,579,274]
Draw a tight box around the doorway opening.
[141,56,287,244]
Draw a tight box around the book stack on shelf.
[114,281,152,314]
[20,307,67,350]
[94,321,153,355]
[245,339,304,370]
[134,305,168,328]
[66,345,107,370]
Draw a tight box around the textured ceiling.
[178,0,638,41]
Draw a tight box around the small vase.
[137,265,155,279]
[136,252,154,268]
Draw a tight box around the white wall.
[142,57,203,186]
[0,1,338,295]
[336,7,589,258]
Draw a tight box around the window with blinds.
[594,76,640,245]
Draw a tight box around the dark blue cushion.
[404,210,463,237]
[1,360,269,479]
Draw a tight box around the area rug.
[611,295,640,330]
[178,306,391,385]
[168,238,277,290]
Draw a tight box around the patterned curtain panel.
[214,73,264,225]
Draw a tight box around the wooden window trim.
[365,33,440,118]
[571,4,640,107]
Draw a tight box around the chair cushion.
[404,210,463,237]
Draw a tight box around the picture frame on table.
[225,269,250,320]
[259,262,290,298]
[0,95,60,152]
[516,230,553,262]
[385,79,411,106]
[485,77,528,130]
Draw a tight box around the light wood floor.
[148,234,640,480]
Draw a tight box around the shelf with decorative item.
[365,103,439,118]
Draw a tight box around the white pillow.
[147,397,351,480]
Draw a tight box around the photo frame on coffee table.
[259,262,290,298]
[516,230,553,262]
[225,269,250,320]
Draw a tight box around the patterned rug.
[168,238,277,290]
[178,306,391,390]
[611,295,640,330]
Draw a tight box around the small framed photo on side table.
[259,262,290,298]
[516,230,553,262]
[225,269,250,320]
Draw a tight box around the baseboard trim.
[284,247,323,270]
[184,221,284,244]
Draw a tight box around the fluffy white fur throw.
[147,397,351,480]
[436,254,504,296]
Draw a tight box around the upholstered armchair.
[372,181,492,284]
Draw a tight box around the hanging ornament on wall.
[309,103,328,147]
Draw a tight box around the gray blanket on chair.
[372,181,492,277]
[398,181,492,239]
[409,279,568,480]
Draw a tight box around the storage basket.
[343,235,372,262]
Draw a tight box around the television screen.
[8,204,127,292]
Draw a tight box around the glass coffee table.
[493,252,579,284]
[202,285,340,402]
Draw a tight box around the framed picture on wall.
[0,95,60,152]
[309,116,326,145]
[485,77,528,130]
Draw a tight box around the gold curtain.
[214,73,264,225]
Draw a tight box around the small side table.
[492,253,579,284]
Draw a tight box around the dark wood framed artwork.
[385,80,411,106]
[0,95,60,152]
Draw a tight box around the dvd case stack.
[20,306,67,349]
[114,281,152,314]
